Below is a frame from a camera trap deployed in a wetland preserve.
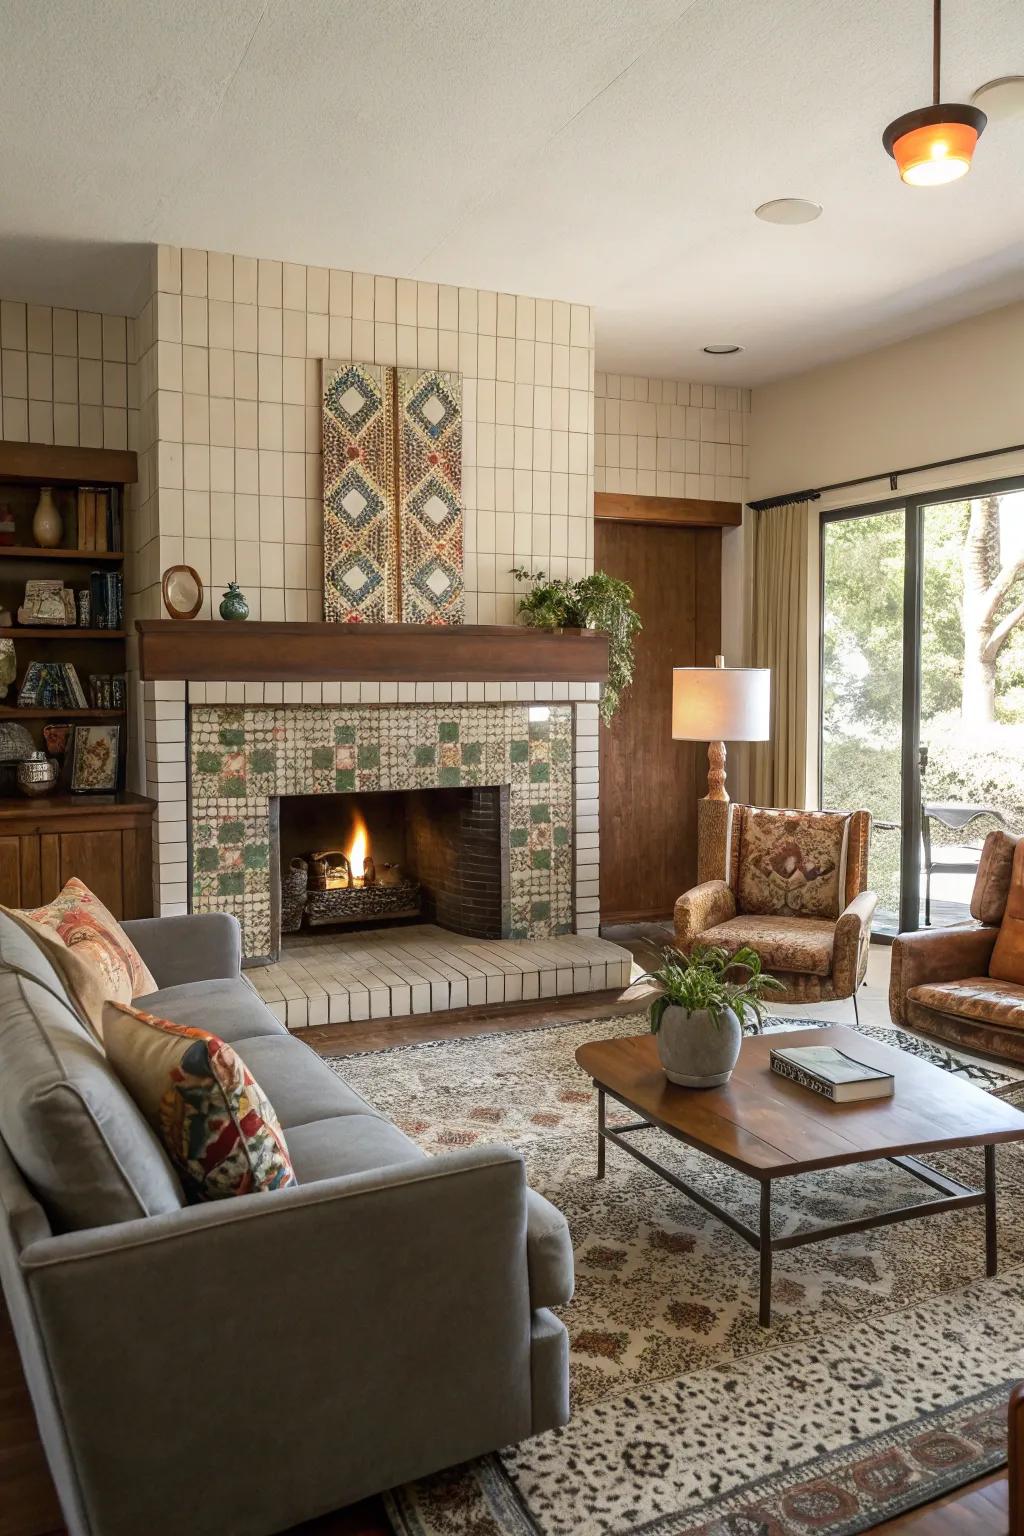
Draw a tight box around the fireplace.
[272,785,510,949]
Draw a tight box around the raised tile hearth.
[247,925,632,1028]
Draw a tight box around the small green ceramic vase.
[219,582,249,621]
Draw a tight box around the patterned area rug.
[329,1013,1024,1536]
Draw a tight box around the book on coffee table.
[769,1044,895,1102]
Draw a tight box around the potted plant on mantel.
[510,567,641,724]
[643,945,784,1088]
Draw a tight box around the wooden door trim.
[595,492,742,528]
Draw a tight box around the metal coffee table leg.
[985,1143,997,1276]
[597,1087,606,1180]
[759,1182,773,1327]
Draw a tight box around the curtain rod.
[748,441,1024,512]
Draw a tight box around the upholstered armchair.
[890,829,1024,1062]
[675,804,876,1015]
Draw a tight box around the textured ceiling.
[1,0,1022,383]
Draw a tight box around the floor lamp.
[672,655,771,882]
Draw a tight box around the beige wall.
[0,299,136,450]
[133,245,595,630]
[595,371,748,506]
[751,299,1024,501]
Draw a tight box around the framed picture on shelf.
[70,723,120,794]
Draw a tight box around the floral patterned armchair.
[674,805,876,1013]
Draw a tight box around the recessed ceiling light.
[971,76,1024,121]
[702,344,743,355]
[754,198,822,224]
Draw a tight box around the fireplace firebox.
[271,786,510,954]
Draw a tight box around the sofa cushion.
[0,906,111,1043]
[103,1003,297,1202]
[698,915,835,977]
[136,978,286,1045]
[989,838,1024,985]
[907,976,1024,1030]
[0,913,183,1232]
[971,829,1019,927]
[284,1114,424,1184]
[228,1035,385,1129]
[737,807,848,920]
[525,1187,574,1309]
[25,878,158,1008]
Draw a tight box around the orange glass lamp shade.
[883,104,986,185]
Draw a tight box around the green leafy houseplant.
[643,944,785,1035]
[510,567,641,724]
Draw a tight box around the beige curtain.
[749,501,812,809]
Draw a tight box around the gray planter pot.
[655,1005,742,1088]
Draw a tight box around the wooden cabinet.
[0,793,156,917]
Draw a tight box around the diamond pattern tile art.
[322,361,398,622]
[396,368,465,625]
[190,704,574,959]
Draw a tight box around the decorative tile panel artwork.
[396,367,464,624]
[190,703,574,959]
[322,361,464,625]
[322,361,398,622]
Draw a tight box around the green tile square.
[250,747,276,774]
[438,721,459,743]
[530,803,550,824]
[243,843,269,870]
[358,745,380,769]
[336,768,355,791]
[218,872,244,896]
[195,847,219,873]
[461,741,482,766]
[511,925,529,940]
[531,849,551,870]
[530,761,550,783]
[553,824,570,846]
[218,820,244,844]
[414,745,436,767]
[220,776,246,798]
[510,739,529,763]
[195,750,221,774]
[551,739,570,765]
[219,727,244,748]
[531,899,551,921]
[528,718,551,740]
[335,724,356,744]
[510,827,528,847]
[439,766,461,787]
[311,746,334,770]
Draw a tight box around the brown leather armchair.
[890,829,1024,1062]
[674,804,876,1016]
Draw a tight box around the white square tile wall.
[0,300,136,452]
[595,372,749,505]
[130,246,596,630]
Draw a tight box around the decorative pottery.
[162,564,204,620]
[219,582,249,621]
[17,751,59,797]
[655,1005,742,1088]
[0,637,15,699]
[42,722,71,758]
[32,486,63,549]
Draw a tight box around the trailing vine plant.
[510,567,642,724]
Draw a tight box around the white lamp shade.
[672,666,771,742]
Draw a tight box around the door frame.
[818,471,1024,934]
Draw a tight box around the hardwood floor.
[1,949,1015,1536]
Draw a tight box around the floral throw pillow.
[25,878,157,1003]
[103,1004,297,1202]
[737,807,849,920]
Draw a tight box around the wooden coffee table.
[575,1025,1024,1326]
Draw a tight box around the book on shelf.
[88,570,123,629]
[769,1045,895,1103]
[74,486,121,553]
[87,673,126,710]
[17,661,88,711]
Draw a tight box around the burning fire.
[344,808,370,884]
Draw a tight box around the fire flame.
[345,809,369,883]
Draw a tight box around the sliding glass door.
[820,477,1024,935]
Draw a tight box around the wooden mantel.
[135,621,609,684]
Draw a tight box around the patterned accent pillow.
[102,1003,297,1202]
[737,807,849,920]
[25,878,157,1004]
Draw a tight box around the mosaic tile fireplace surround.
[189,699,589,961]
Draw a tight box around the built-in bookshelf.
[0,440,136,795]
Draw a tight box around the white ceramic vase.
[32,486,62,549]
[655,1005,742,1088]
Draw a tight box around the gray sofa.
[0,910,574,1536]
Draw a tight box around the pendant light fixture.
[883,0,986,185]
